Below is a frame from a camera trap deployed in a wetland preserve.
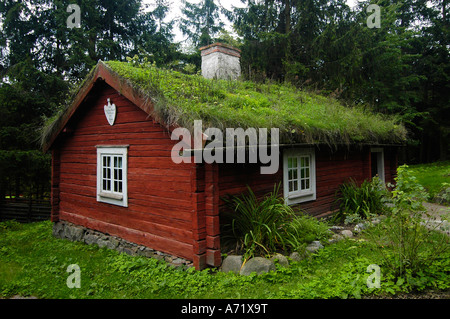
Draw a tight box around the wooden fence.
[0,198,51,223]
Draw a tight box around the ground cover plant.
[1,218,448,299]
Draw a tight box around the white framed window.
[96,145,128,207]
[283,148,316,205]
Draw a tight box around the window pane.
[301,180,305,190]
[289,181,293,192]
[301,169,305,179]
[304,156,309,167]
[293,180,298,191]
[118,169,122,180]
[288,169,293,180]
[306,179,310,189]
[117,157,122,168]
[118,182,122,193]
[306,168,310,178]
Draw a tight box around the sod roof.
[42,61,407,151]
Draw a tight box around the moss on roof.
[42,61,407,150]
[103,61,406,146]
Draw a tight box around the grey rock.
[221,255,243,274]
[270,253,289,267]
[329,225,344,232]
[306,241,324,253]
[371,218,381,225]
[84,233,98,245]
[72,227,85,241]
[289,252,303,262]
[52,222,64,238]
[329,233,344,243]
[171,258,186,267]
[354,223,367,233]
[240,257,276,276]
[340,230,353,238]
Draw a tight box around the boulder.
[306,240,324,253]
[289,252,302,262]
[221,255,243,274]
[240,257,276,276]
[340,230,353,238]
[270,253,289,267]
[329,233,344,243]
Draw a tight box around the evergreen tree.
[180,0,225,47]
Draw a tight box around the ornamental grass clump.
[222,184,330,260]
[332,177,389,224]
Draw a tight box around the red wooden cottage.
[42,44,406,269]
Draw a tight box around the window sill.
[288,191,314,199]
[98,192,123,201]
[285,192,316,205]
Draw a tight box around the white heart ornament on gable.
[104,98,117,126]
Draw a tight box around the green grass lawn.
[1,221,448,299]
[406,161,450,201]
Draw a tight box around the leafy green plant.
[333,177,388,223]
[366,165,449,279]
[222,184,294,259]
[222,184,331,260]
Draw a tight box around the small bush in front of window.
[332,177,389,224]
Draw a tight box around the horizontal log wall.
[55,82,196,261]
[218,147,381,218]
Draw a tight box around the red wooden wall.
[52,81,200,263]
[218,146,398,217]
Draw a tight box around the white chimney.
[199,43,241,80]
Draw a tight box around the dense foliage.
[333,177,389,223]
[221,184,331,259]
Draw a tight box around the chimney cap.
[199,42,241,58]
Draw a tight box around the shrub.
[222,184,330,259]
[366,165,449,279]
[332,177,388,224]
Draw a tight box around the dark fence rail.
[0,198,51,223]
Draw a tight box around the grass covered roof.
[42,60,407,150]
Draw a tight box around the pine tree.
[180,0,224,47]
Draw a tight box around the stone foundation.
[52,221,193,268]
